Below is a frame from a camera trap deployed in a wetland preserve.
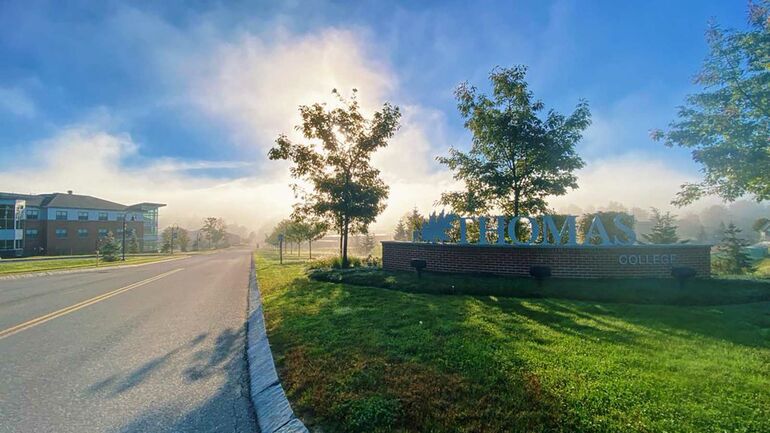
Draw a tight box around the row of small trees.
[159,217,229,253]
[265,218,328,258]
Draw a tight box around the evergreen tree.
[100,231,121,262]
[642,208,680,244]
[393,219,408,241]
[127,233,140,254]
[714,222,754,274]
[357,232,376,255]
[405,208,424,240]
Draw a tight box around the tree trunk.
[514,189,520,217]
[342,216,350,268]
[298,241,301,257]
[309,240,312,259]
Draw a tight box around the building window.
[55,228,68,238]
[56,211,68,220]
[117,213,125,221]
[0,240,13,250]
[0,204,13,229]
[26,208,39,220]
[98,212,108,221]
[25,229,39,239]
[15,239,23,249]
[78,211,89,221]
[78,228,89,238]
[99,228,108,237]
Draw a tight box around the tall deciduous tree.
[305,219,328,259]
[438,66,590,216]
[176,228,190,252]
[269,89,400,267]
[201,217,226,248]
[652,1,770,205]
[643,208,680,244]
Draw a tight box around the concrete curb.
[0,256,189,281]
[247,259,309,433]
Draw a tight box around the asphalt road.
[0,248,258,433]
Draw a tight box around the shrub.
[307,255,364,269]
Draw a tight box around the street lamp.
[122,214,136,261]
[171,224,178,255]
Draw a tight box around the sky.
[0,0,752,234]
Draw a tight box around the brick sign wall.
[381,241,711,278]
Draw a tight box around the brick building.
[0,191,164,257]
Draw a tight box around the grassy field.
[0,255,174,275]
[256,251,770,433]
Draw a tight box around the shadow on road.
[85,328,257,433]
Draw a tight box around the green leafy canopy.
[269,89,400,266]
[438,65,591,216]
[653,1,770,205]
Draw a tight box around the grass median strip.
[0,255,175,276]
[0,268,183,340]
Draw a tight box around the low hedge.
[307,267,770,306]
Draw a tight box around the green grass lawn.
[256,251,770,433]
[0,255,174,275]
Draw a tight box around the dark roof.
[0,192,49,206]
[0,192,164,211]
[44,193,128,211]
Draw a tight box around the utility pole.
[121,214,136,261]
[121,216,127,261]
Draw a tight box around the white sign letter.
[584,216,611,245]
[612,215,636,245]
[542,215,577,245]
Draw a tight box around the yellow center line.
[0,268,184,340]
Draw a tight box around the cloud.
[184,28,396,148]
[0,86,36,118]
[1,24,455,236]
[548,154,701,213]
[174,27,456,232]
[0,127,294,235]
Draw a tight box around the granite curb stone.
[246,259,309,433]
